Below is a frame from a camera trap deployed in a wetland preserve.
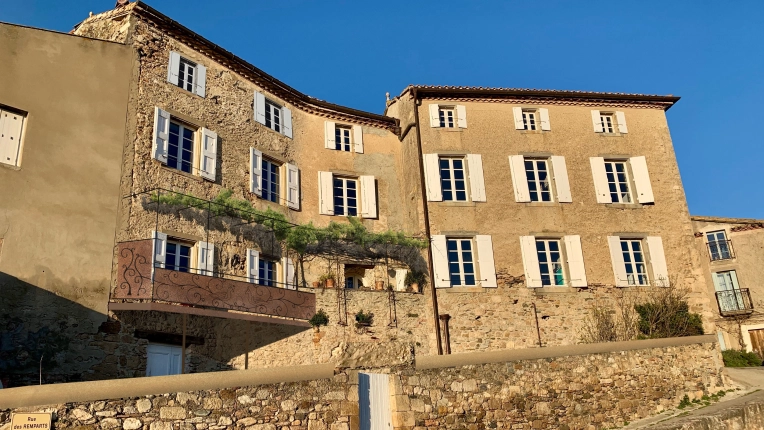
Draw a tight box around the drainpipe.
[412,88,443,355]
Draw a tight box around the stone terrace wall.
[0,337,727,430]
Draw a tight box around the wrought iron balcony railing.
[110,239,315,321]
[715,288,753,316]
[707,240,734,262]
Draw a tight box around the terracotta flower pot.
[410,283,419,293]
[375,281,385,290]
[325,279,335,288]
[312,281,320,288]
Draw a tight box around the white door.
[146,343,183,376]
[359,373,392,430]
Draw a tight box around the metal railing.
[715,288,753,316]
[707,240,734,262]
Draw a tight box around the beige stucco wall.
[0,23,134,385]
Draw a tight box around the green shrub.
[308,309,329,327]
[355,310,374,325]
[722,349,762,367]
[635,300,704,339]
[678,394,691,409]
[404,270,426,287]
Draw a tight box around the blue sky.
[4,0,764,218]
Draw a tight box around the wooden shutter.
[250,148,263,197]
[359,373,392,430]
[508,155,530,202]
[616,111,628,133]
[476,235,497,288]
[318,171,334,215]
[360,176,377,219]
[246,249,259,283]
[152,107,170,164]
[467,154,486,202]
[591,110,603,132]
[551,156,572,203]
[512,107,525,130]
[629,156,654,204]
[324,121,335,149]
[282,257,295,289]
[607,236,628,287]
[564,235,587,287]
[282,107,293,138]
[539,108,551,131]
[254,91,266,125]
[647,236,669,287]
[456,105,467,128]
[152,231,167,274]
[711,272,723,291]
[0,109,24,166]
[520,236,542,288]
[167,52,180,85]
[197,241,214,276]
[194,63,206,97]
[428,104,440,128]
[395,269,407,292]
[353,125,364,153]
[199,128,217,181]
[286,163,300,210]
[423,154,443,201]
[431,235,451,288]
[590,157,611,203]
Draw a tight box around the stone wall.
[0,337,727,430]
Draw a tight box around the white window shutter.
[564,235,587,287]
[246,248,259,283]
[286,163,300,210]
[353,125,364,153]
[360,176,377,219]
[508,155,530,202]
[152,231,167,273]
[428,104,440,128]
[195,63,206,98]
[318,171,335,215]
[167,52,180,85]
[456,105,467,128]
[539,108,551,131]
[0,109,24,166]
[250,148,263,197]
[466,154,486,202]
[512,107,525,130]
[629,156,654,204]
[282,107,293,138]
[590,157,611,203]
[615,111,628,134]
[607,236,628,287]
[476,235,497,288]
[324,121,335,149]
[551,156,572,203]
[711,272,723,291]
[254,91,266,125]
[198,241,214,276]
[431,235,451,288]
[199,128,217,181]
[647,236,669,287]
[395,269,407,292]
[520,236,542,288]
[282,257,295,289]
[591,110,603,133]
[152,107,170,164]
[423,154,443,201]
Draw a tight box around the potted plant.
[374,280,385,290]
[311,281,320,288]
[355,310,374,328]
[405,270,426,293]
[319,272,336,288]
[309,309,329,332]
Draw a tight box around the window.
[165,240,192,273]
[259,258,276,287]
[447,238,476,286]
[604,160,632,203]
[620,239,648,286]
[600,113,615,133]
[525,159,553,202]
[536,239,565,286]
[261,158,280,204]
[522,110,537,131]
[177,58,197,92]
[591,110,627,134]
[707,230,733,261]
[265,100,281,133]
[168,52,206,97]
[439,107,456,128]
[168,121,195,174]
[146,344,182,377]
[439,157,468,202]
[335,126,352,152]
[0,107,25,167]
[333,177,358,216]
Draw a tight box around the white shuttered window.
[431,235,451,288]
[647,236,669,287]
[199,128,217,181]
[475,235,497,288]
[466,154,486,202]
[0,108,26,167]
[286,163,300,210]
[246,249,259,283]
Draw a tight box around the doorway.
[358,373,392,430]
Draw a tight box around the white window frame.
[446,237,477,287]
[439,157,469,202]
[604,160,634,203]
[524,158,554,202]
[265,99,282,133]
[177,57,197,93]
[259,257,277,287]
[335,125,352,152]
[0,107,26,167]
[260,157,281,204]
[621,238,649,286]
[707,230,733,261]
[600,112,615,133]
[439,107,456,128]
[522,109,538,131]
[167,120,196,174]
[535,238,566,287]
[165,239,194,273]
[333,176,359,216]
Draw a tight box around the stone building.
[692,216,764,355]
[0,0,716,386]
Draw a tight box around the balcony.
[109,239,315,326]
[715,288,754,317]
[707,240,735,262]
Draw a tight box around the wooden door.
[750,330,764,359]
[146,344,182,376]
[359,373,392,430]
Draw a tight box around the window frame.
[603,159,634,204]
[522,109,538,131]
[438,106,456,128]
[600,112,616,134]
[707,230,733,261]
[524,158,554,202]
[261,157,282,204]
[620,238,649,286]
[167,119,197,174]
[334,125,352,152]
[332,176,359,216]
[258,257,277,287]
[446,237,477,287]
[165,239,194,273]
[264,99,282,133]
[535,238,566,286]
[439,156,469,202]
[177,57,197,93]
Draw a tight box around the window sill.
[525,202,561,207]
[167,82,204,100]
[532,287,586,295]
[440,286,486,293]
[160,164,203,182]
[437,201,476,207]
[0,163,21,171]
[438,127,463,132]
[598,133,624,138]
[606,203,643,209]
[519,130,548,135]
